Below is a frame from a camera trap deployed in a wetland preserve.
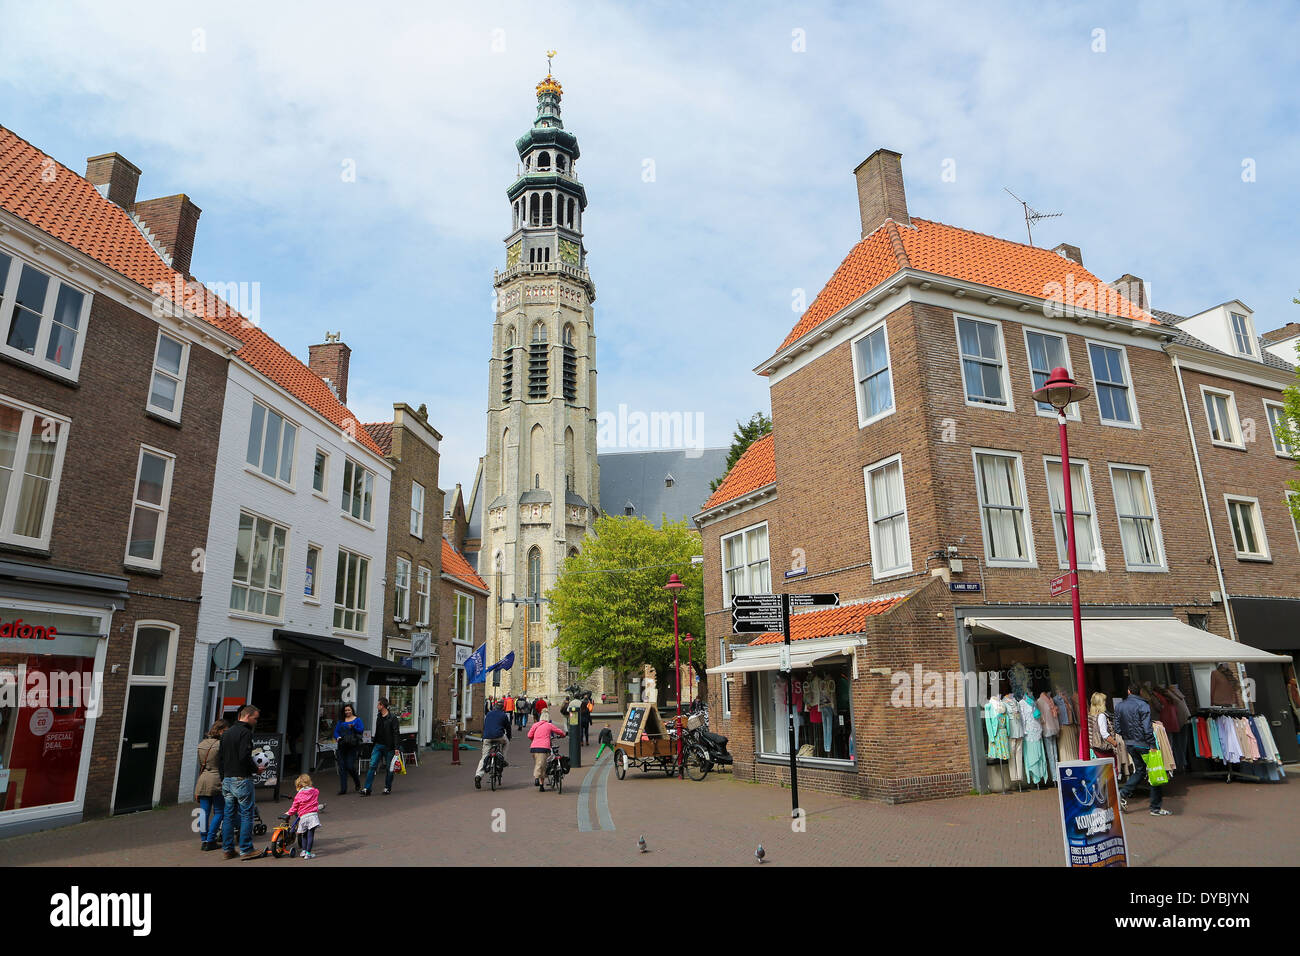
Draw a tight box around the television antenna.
[1003,187,1062,247]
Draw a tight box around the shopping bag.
[390,752,405,775]
[1143,749,1169,786]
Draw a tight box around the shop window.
[721,523,770,603]
[410,481,425,538]
[1087,342,1138,427]
[0,396,71,549]
[394,557,411,622]
[1109,465,1165,571]
[0,651,95,813]
[0,254,91,379]
[974,450,1034,567]
[852,320,894,426]
[245,401,298,486]
[124,445,175,570]
[1225,496,1269,561]
[387,650,417,731]
[334,548,371,633]
[341,458,375,523]
[230,511,288,619]
[1044,457,1100,570]
[416,566,432,626]
[147,331,188,421]
[755,663,853,762]
[1201,387,1244,448]
[957,316,1010,408]
[304,544,321,601]
[864,455,910,577]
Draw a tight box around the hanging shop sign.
[1056,758,1128,867]
[1049,572,1076,598]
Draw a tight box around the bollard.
[451,733,460,765]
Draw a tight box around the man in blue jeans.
[361,697,400,796]
[219,704,261,860]
[1115,683,1171,816]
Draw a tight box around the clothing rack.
[1188,707,1279,784]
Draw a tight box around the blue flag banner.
[487,651,515,674]
[464,644,488,685]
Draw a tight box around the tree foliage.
[548,515,703,688]
[709,411,773,492]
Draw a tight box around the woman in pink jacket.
[527,710,566,791]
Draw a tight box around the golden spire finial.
[536,50,563,97]
[546,50,557,73]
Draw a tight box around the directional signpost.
[730,592,838,818]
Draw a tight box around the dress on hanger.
[1004,694,1024,782]
[984,698,1010,760]
[1020,696,1048,784]
[1037,692,1060,781]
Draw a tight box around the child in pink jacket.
[287,774,322,858]
[527,711,567,791]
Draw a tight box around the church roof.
[599,447,728,528]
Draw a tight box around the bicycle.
[484,740,505,792]
[543,743,567,794]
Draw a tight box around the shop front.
[1232,596,1300,764]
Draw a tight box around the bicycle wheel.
[614,750,627,779]
[489,765,498,791]
[686,746,710,781]
[554,769,563,794]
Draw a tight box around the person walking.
[532,695,547,726]
[1116,683,1171,816]
[286,773,323,859]
[527,708,566,791]
[332,703,365,794]
[195,719,228,851]
[516,696,528,730]
[219,704,261,860]
[360,697,401,796]
[503,693,515,726]
[580,695,593,746]
[475,701,513,789]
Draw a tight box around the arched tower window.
[566,197,575,228]
[568,547,579,559]
[565,427,576,488]
[537,151,551,170]
[501,328,514,402]
[529,194,540,226]
[529,424,545,490]
[499,428,509,494]
[542,193,553,226]
[529,322,548,398]
[527,547,542,626]
[562,325,577,402]
[556,154,566,172]
[494,551,503,607]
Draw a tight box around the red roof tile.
[779,218,1154,352]
[363,422,393,456]
[746,594,909,645]
[442,537,488,592]
[700,432,775,512]
[0,125,383,457]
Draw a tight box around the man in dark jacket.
[475,701,513,788]
[361,698,401,796]
[219,704,261,859]
[1116,683,1170,816]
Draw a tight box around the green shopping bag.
[1143,749,1169,786]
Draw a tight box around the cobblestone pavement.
[2,722,1294,867]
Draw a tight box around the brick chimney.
[1111,273,1148,312]
[309,335,351,405]
[853,148,910,237]
[134,195,203,277]
[85,153,141,211]
[1051,242,1083,265]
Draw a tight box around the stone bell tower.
[480,56,600,698]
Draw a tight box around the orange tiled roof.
[746,594,908,645]
[442,537,488,592]
[0,125,383,457]
[363,422,394,456]
[779,218,1154,351]
[700,432,774,512]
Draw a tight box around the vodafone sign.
[0,618,59,640]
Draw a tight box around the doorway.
[113,623,178,814]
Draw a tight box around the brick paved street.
[2,720,1295,867]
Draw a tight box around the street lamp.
[664,573,686,779]
[684,633,694,707]
[1031,366,1092,760]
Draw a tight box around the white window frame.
[955,314,1014,411]
[0,394,71,550]
[1286,491,1300,556]
[394,556,411,623]
[1263,400,1293,458]
[416,564,432,626]
[972,448,1036,568]
[1107,464,1167,572]
[145,330,189,422]
[244,400,299,488]
[341,458,375,525]
[1042,456,1102,571]
[123,444,176,571]
[1228,312,1256,359]
[312,448,329,499]
[863,454,912,579]
[229,510,290,621]
[0,253,92,381]
[334,547,371,634]
[720,521,771,604]
[410,481,425,538]
[1023,326,1080,421]
[455,591,475,643]
[849,318,896,427]
[718,640,732,718]
[304,542,322,604]
[1085,340,1141,429]
[1224,495,1270,562]
[1200,386,1244,449]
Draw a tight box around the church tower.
[481,58,600,698]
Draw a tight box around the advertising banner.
[1057,758,1129,867]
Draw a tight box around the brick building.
[698,149,1294,803]
[438,537,488,732]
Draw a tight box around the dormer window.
[664,474,675,488]
[1229,313,1256,358]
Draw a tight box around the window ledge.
[303,597,321,606]
[1235,555,1272,564]
[1210,441,1247,452]
[144,409,183,429]
[0,350,79,388]
[340,512,376,531]
[312,491,329,502]
[244,465,295,493]
[228,610,286,625]
[0,541,51,559]
[756,754,857,773]
[1097,419,1141,430]
[124,563,164,578]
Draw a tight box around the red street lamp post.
[1031,367,1092,760]
[684,633,694,706]
[664,573,686,779]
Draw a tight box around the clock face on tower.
[506,241,522,268]
[558,239,580,265]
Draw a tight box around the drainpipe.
[1172,356,1248,696]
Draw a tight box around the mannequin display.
[1003,693,1024,782]
[1037,691,1060,782]
[1164,682,1193,769]
[772,675,790,755]
[1210,664,1241,708]
[815,672,835,753]
[808,676,824,755]
[1019,694,1048,785]
[984,696,1010,760]
[1055,685,1080,762]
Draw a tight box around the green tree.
[709,411,773,492]
[549,515,704,700]
[1280,291,1300,521]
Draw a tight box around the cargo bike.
[610,702,706,780]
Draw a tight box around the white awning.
[706,644,854,675]
[966,616,1292,664]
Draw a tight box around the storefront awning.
[273,630,425,685]
[965,616,1293,664]
[706,643,856,675]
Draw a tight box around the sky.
[1,1,1297,491]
